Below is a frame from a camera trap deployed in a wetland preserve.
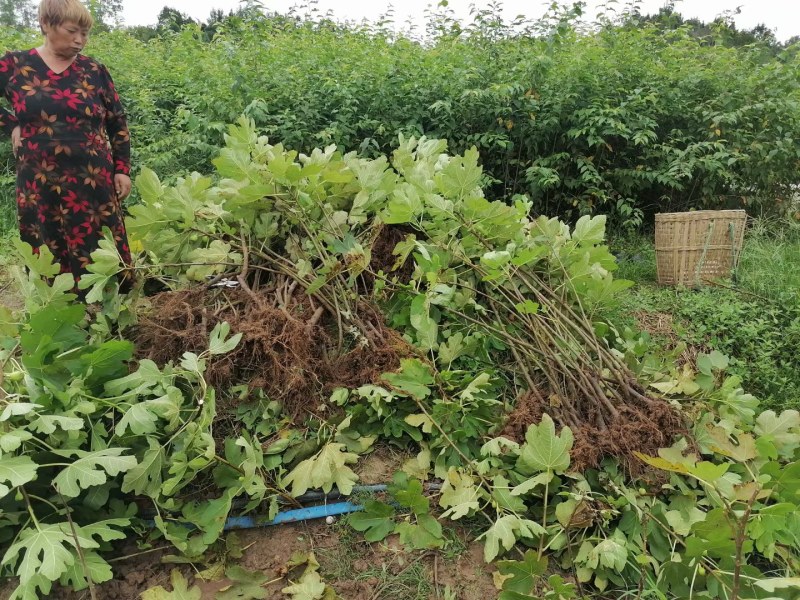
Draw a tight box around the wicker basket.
[655,210,747,287]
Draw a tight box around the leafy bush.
[2,9,799,227]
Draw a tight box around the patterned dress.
[0,49,131,287]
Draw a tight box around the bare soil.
[12,520,499,600]
[0,265,22,312]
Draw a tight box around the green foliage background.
[2,6,799,228]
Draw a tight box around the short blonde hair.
[39,0,93,30]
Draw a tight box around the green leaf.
[409,294,438,350]
[208,322,243,356]
[497,551,547,594]
[186,240,242,281]
[555,499,581,528]
[141,569,201,600]
[59,550,113,591]
[401,446,432,481]
[685,508,737,559]
[688,461,730,484]
[0,430,34,453]
[514,300,540,315]
[481,516,518,563]
[404,413,435,434]
[53,448,137,497]
[381,359,434,399]
[136,167,164,203]
[435,147,483,200]
[438,332,465,365]
[767,460,800,500]
[395,514,444,550]
[115,401,160,436]
[282,443,358,496]
[119,390,183,437]
[213,146,258,180]
[83,234,125,277]
[665,506,707,537]
[481,437,520,457]
[510,472,553,496]
[481,250,512,271]
[81,341,133,387]
[696,350,729,375]
[479,516,546,562]
[754,578,800,592]
[0,456,39,499]
[439,468,480,519]
[121,440,164,496]
[7,576,53,600]
[0,403,42,422]
[78,519,130,545]
[590,537,628,572]
[491,475,527,513]
[180,352,206,375]
[2,524,76,585]
[389,472,430,515]
[281,569,326,600]
[348,500,396,542]
[383,183,423,224]
[182,492,234,547]
[571,215,606,246]
[755,410,800,458]
[13,238,60,278]
[516,414,573,475]
[28,414,84,435]
[216,565,270,599]
[498,592,537,600]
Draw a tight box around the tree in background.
[0,0,36,29]
[626,3,780,50]
[157,6,196,32]
[86,0,123,30]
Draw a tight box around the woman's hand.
[114,173,131,200]
[11,126,21,157]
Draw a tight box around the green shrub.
[2,11,798,229]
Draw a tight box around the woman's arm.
[100,64,130,176]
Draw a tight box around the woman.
[0,0,132,294]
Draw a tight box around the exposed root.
[361,224,416,292]
[134,286,412,418]
[500,388,686,474]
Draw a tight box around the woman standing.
[0,0,132,293]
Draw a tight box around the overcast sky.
[120,0,800,41]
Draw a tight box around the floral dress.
[0,49,131,287]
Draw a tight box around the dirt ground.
[0,518,498,600]
[0,266,22,312]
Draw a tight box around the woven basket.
[655,210,747,287]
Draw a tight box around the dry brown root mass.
[134,286,411,417]
[500,388,685,474]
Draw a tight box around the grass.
[610,219,800,412]
[0,229,19,287]
[317,519,434,600]
[736,217,800,300]
[0,171,15,234]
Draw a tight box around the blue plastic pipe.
[224,501,364,530]
[146,482,440,532]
